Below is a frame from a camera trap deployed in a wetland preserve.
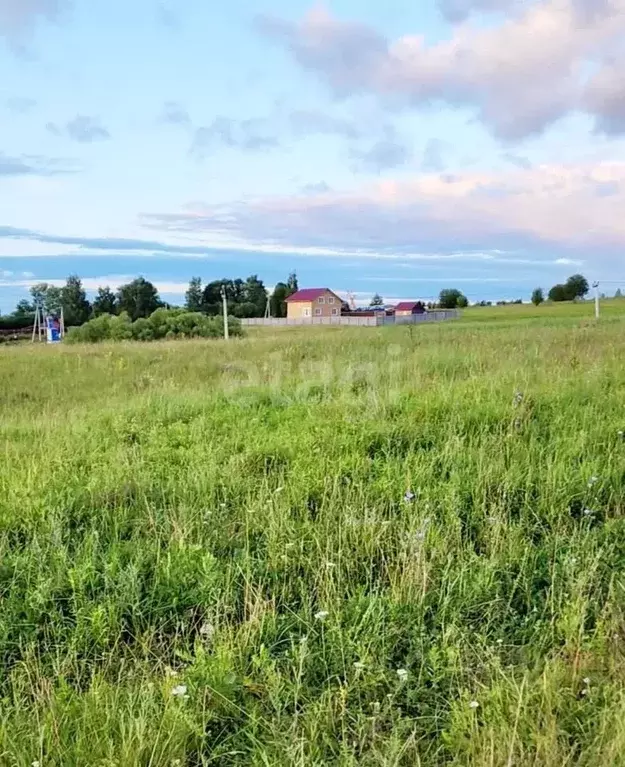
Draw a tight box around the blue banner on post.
[46,316,61,344]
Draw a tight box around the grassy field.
[1,304,625,765]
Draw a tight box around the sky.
[1,0,625,310]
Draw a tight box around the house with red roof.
[394,301,426,317]
[286,288,343,320]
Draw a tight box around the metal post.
[593,281,600,319]
[220,286,229,340]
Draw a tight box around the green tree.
[61,275,91,325]
[370,293,384,307]
[565,274,589,300]
[117,277,161,321]
[616,288,622,299]
[438,288,465,309]
[202,280,228,315]
[14,299,34,316]
[457,294,469,308]
[185,277,203,312]
[242,274,268,317]
[287,272,298,294]
[531,287,544,306]
[30,283,62,315]
[270,282,290,318]
[548,284,568,302]
[93,287,118,316]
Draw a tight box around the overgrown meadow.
[1,305,625,765]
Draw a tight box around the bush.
[65,309,243,344]
[0,313,35,331]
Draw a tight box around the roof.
[286,288,338,302]
[395,301,424,311]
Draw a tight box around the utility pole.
[593,281,600,320]
[220,285,229,340]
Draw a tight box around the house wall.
[287,301,313,320]
[287,290,342,319]
[396,306,425,317]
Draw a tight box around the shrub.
[0,314,35,331]
[64,309,242,344]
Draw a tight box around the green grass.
[461,298,625,324]
[1,308,625,765]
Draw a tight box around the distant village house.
[394,301,426,316]
[286,288,343,320]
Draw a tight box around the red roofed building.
[395,301,426,316]
[286,288,343,320]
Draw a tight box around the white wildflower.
[496,638,503,645]
[583,677,591,685]
[583,508,594,517]
[171,684,188,699]
[404,491,415,503]
[588,476,599,487]
[32,762,40,767]
[396,668,408,682]
[469,700,479,709]
[581,688,588,696]
[353,661,365,671]
[199,621,215,639]
[314,610,329,621]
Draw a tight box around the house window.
[318,297,325,303]
[303,307,311,317]
[314,308,322,316]
[328,297,334,304]
[331,308,339,316]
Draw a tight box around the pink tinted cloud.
[258,1,625,140]
[144,162,625,263]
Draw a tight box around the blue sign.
[46,316,61,344]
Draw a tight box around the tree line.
[0,270,615,332]
[0,272,301,330]
[531,274,590,306]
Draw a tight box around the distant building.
[286,288,343,320]
[394,301,426,317]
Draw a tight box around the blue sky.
[1,0,625,310]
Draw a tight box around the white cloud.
[259,1,625,139]
[144,162,625,269]
[0,276,189,295]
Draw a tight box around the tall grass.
[1,311,625,765]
